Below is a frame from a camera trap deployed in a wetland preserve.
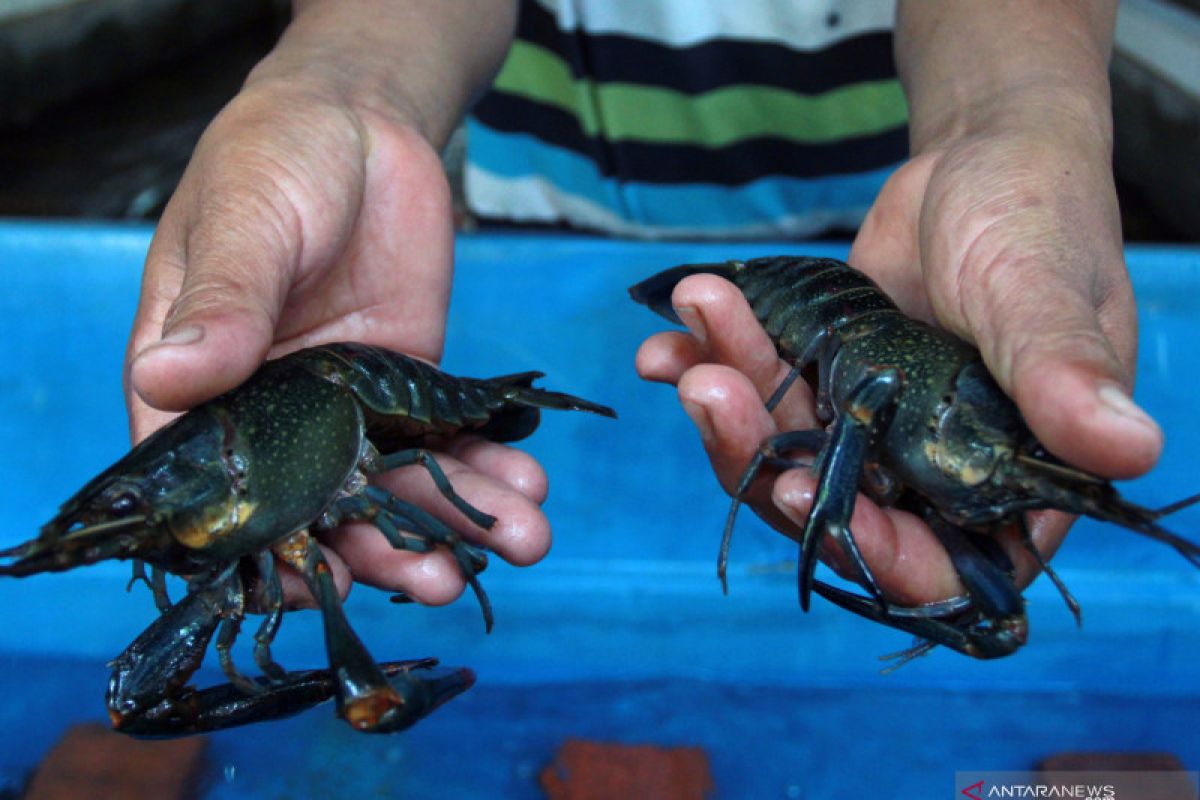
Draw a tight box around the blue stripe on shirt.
[467,120,901,230]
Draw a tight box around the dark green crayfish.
[1,342,614,736]
[632,256,1199,664]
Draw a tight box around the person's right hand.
[126,83,458,437]
[125,30,549,610]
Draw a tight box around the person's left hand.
[635,105,1160,608]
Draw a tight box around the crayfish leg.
[114,659,471,738]
[272,530,429,732]
[250,550,288,681]
[367,447,498,530]
[720,428,828,594]
[764,362,804,413]
[126,560,173,612]
[359,485,494,632]
[106,571,230,731]
[1015,515,1082,626]
[321,480,493,632]
[812,579,1027,663]
[797,368,903,610]
[213,568,263,697]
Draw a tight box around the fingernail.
[160,324,204,347]
[676,305,707,346]
[681,399,714,444]
[1097,384,1159,433]
[137,324,204,358]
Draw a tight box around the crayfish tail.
[628,261,741,323]
[508,386,616,419]
[489,372,615,417]
[477,375,616,442]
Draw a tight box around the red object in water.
[24,723,207,800]
[540,738,715,800]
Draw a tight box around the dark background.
[1,0,1196,241]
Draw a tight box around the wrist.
[910,83,1113,161]
[244,0,516,148]
[897,0,1116,157]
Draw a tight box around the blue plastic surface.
[0,221,1197,797]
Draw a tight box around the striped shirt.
[466,0,907,239]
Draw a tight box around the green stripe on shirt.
[492,40,908,147]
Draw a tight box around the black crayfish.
[0,343,614,736]
[631,256,1200,663]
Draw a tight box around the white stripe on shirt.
[533,0,896,49]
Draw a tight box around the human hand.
[635,111,1159,607]
[124,3,542,609]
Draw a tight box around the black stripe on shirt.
[517,0,898,95]
[471,91,909,185]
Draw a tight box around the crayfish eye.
[109,492,139,517]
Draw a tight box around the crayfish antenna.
[1014,455,1200,568]
[0,516,148,577]
[1075,491,1200,568]
[878,640,938,675]
[1152,492,1200,519]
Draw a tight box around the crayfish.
[1,343,614,736]
[631,256,1200,663]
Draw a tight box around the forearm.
[246,0,518,147]
[896,0,1116,153]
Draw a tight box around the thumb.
[966,268,1161,480]
[127,198,292,415]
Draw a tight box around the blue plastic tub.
[1,221,1197,797]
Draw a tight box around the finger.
[635,330,707,385]
[321,452,549,600]
[677,364,813,541]
[126,177,294,414]
[374,452,550,565]
[444,435,549,504]
[126,93,366,417]
[847,153,939,321]
[671,274,782,394]
[670,275,819,432]
[678,364,777,493]
[318,526,468,605]
[965,263,1160,479]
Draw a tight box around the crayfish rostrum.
[631,256,1199,664]
[0,343,614,736]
